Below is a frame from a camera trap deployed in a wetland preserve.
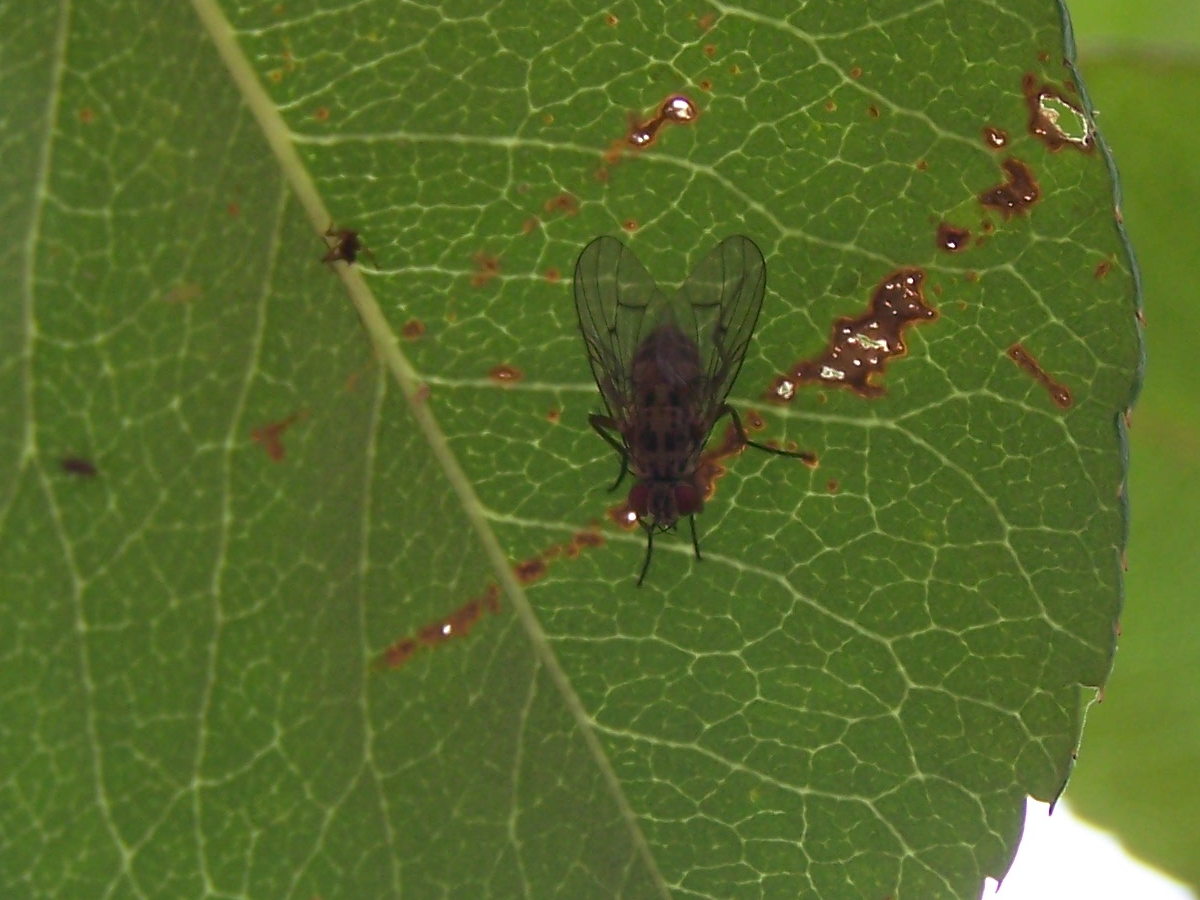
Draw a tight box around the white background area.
[994,800,1193,899]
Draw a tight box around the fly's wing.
[573,236,667,419]
[672,235,768,423]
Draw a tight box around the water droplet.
[663,95,697,122]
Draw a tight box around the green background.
[1061,0,1200,891]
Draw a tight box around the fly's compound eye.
[673,483,702,516]
[628,483,650,518]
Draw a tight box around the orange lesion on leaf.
[375,585,503,671]
[470,252,501,287]
[251,409,310,462]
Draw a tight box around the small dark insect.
[321,224,378,267]
[574,235,812,584]
[60,456,98,477]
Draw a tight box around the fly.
[573,234,813,585]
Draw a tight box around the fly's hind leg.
[589,413,631,490]
[721,405,816,463]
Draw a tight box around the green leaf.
[1,1,1138,898]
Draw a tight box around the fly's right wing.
[573,236,666,419]
[671,235,768,424]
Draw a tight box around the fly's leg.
[689,515,702,561]
[589,413,631,490]
[636,524,654,586]
[721,404,816,462]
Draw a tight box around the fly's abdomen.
[627,387,702,481]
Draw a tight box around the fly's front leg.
[721,405,816,463]
[636,523,654,586]
[589,413,631,491]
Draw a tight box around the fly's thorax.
[630,323,704,394]
[628,477,704,530]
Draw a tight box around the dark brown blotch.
[769,269,937,400]
[936,223,971,253]
[979,158,1040,218]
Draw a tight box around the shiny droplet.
[663,95,697,122]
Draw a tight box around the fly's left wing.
[671,235,768,422]
[573,236,667,419]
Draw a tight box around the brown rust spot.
[79,107,96,124]
[694,423,740,502]
[401,318,426,340]
[622,219,639,232]
[380,638,420,669]
[698,79,713,92]
[546,408,561,423]
[313,106,330,122]
[488,364,524,385]
[544,192,580,217]
[1007,344,1073,409]
[544,267,561,283]
[770,269,937,400]
[521,216,539,235]
[573,530,604,550]
[915,159,928,172]
[1094,259,1112,279]
[251,410,308,462]
[982,126,1009,149]
[162,282,203,304]
[826,479,839,494]
[745,409,765,431]
[849,66,862,79]
[515,557,548,584]
[605,12,618,26]
[867,104,880,119]
[227,202,241,217]
[60,456,98,477]
[470,252,501,287]
[703,44,717,58]
[515,528,606,579]
[936,223,971,253]
[697,12,716,30]
[1023,74,1093,151]
[376,584,503,671]
[824,99,837,113]
[979,158,1040,218]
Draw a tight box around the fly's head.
[628,477,704,532]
